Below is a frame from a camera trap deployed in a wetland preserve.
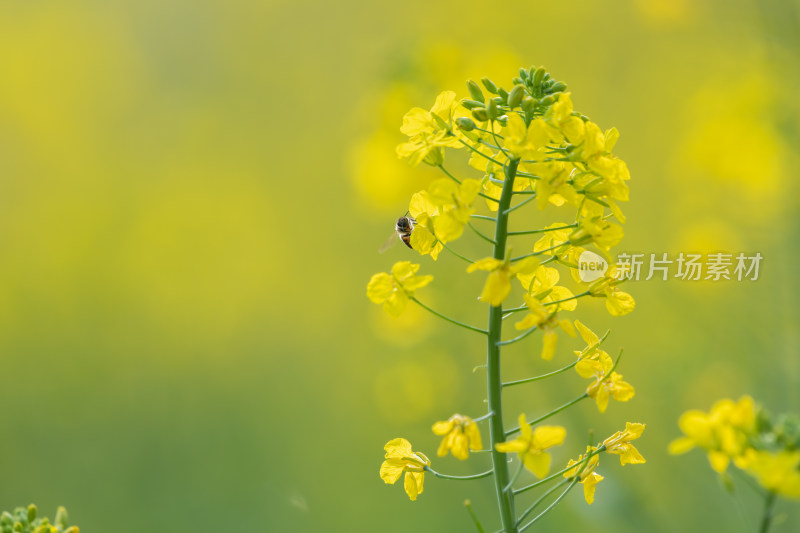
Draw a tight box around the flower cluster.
[368,66,643,527]
[669,395,800,499]
[0,504,78,533]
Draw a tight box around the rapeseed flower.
[564,446,604,504]
[432,414,483,460]
[380,438,431,501]
[467,256,539,307]
[668,396,756,473]
[367,261,433,316]
[603,423,647,465]
[397,91,463,166]
[575,350,635,413]
[496,414,566,478]
[514,295,576,360]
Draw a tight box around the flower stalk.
[485,157,521,532]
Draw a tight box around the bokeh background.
[1,0,798,531]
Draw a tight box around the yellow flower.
[467,256,540,307]
[367,261,433,316]
[543,92,585,144]
[588,269,636,316]
[427,178,482,242]
[532,223,573,256]
[602,422,646,465]
[668,396,756,473]
[564,446,604,504]
[431,414,483,460]
[575,350,635,413]
[379,438,431,501]
[528,161,580,210]
[735,449,800,499]
[569,216,624,252]
[408,191,443,260]
[517,265,578,311]
[496,414,566,478]
[397,91,463,166]
[514,295,576,360]
[502,114,551,160]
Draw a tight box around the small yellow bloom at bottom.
[564,447,604,504]
[380,438,431,501]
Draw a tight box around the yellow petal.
[606,290,635,316]
[384,438,414,458]
[583,472,603,504]
[574,320,599,346]
[479,270,511,307]
[367,273,393,304]
[532,426,567,449]
[524,451,551,479]
[541,329,558,360]
[403,274,433,292]
[432,420,454,436]
[667,437,696,455]
[380,458,406,484]
[404,471,420,500]
[467,257,504,273]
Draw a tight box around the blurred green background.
[0,0,798,531]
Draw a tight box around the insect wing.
[379,231,401,254]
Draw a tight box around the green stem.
[507,223,577,236]
[425,466,494,480]
[465,500,487,533]
[486,157,520,533]
[517,478,578,532]
[503,361,578,388]
[759,491,776,533]
[469,222,497,245]
[505,394,589,437]
[503,193,538,215]
[514,478,570,526]
[410,297,487,335]
[497,325,537,346]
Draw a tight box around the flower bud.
[551,81,567,93]
[456,117,476,131]
[461,99,485,111]
[55,506,69,527]
[512,76,523,86]
[519,67,529,80]
[521,96,536,114]
[27,505,37,523]
[471,108,488,122]
[507,85,525,108]
[532,67,546,88]
[496,88,508,103]
[466,80,484,103]
[481,77,499,94]
[540,95,556,106]
[487,98,499,120]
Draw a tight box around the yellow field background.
[0,0,797,531]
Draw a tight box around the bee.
[379,215,417,253]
